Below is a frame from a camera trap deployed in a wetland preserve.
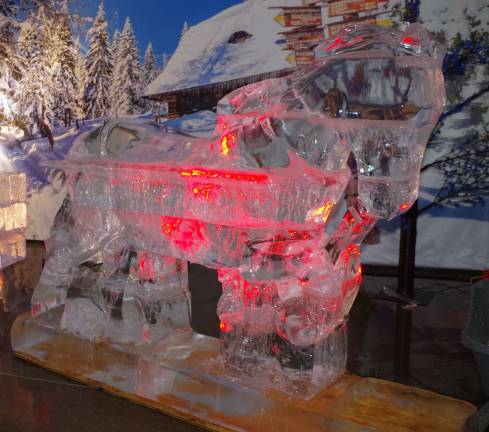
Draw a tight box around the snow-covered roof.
[144,0,298,96]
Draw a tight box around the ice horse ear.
[314,24,446,219]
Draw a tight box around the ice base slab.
[12,311,475,432]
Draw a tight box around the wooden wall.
[146,68,294,118]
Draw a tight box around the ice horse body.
[32,24,445,398]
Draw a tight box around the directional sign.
[274,14,285,26]
[280,27,325,51]
[285,53,296,64]
[273,6,322,27]
[329,0,379,18]
[294,50,315,65]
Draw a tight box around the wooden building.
[146,68,293,119]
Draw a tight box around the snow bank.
[0,120,103,240]
[164,110,216,136]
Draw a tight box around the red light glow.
[325,37,345,51]
[399,202,409,210]
[401,35,420,46]
[325,35,363,52]
[180,167,268,183]
[220,131,236,156]
[307,201,335,222]
[191,183,216,200]
[139,255,155,280]
[243,280,260,303]
[341,243,361,266]
[220,321,232,333]
[160,216,208,253]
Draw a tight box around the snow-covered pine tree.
[51,0,78,127]
[73,37,86,120]
[180,20,189,40]
[114,17,141,116]
[0,9,23,127]
[84,1,112,119]
[17,7,56,136]
[140,42,159,112]
[142,43,158,87]
[109,29,122,116]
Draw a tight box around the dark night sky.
[79,0,243,65]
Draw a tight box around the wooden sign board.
[281,27,325,51]
[329,0,379,17]
[285,52,296,64]
[295,50,316,65]
[277,6,322,27]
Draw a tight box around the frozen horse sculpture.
[31,24,445,399]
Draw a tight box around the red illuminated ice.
[33,23,445,398]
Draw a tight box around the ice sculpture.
[0,172,27,309]
[31,24,445,398]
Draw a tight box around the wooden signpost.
[273,6,323,27]
[272,1,394,66]
[328,0,380,17]
[279,27,325,51]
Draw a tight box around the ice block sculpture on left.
[28,24,445,399]
[0,172,27,307]
[0,172,27,268]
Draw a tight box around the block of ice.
[32,24,445,398]
[0,172,27,269]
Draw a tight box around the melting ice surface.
[32,24,445,398]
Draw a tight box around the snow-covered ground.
[163,110,217,135]
[0,120,103,239]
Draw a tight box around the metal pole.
[395,200,418,383]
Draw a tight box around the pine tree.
[73,37,86,119]
[51,0,78,126]
[109,29,122,116]
[84,1,112,119]
[17,7,56,136]
[0,12,23,126]
[114,17,141,116]
[140,42,159,112]
[142,43,158,89]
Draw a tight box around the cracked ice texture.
[0,172,27,269]
[32,24,445,395]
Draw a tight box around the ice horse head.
[216,22,446,219]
